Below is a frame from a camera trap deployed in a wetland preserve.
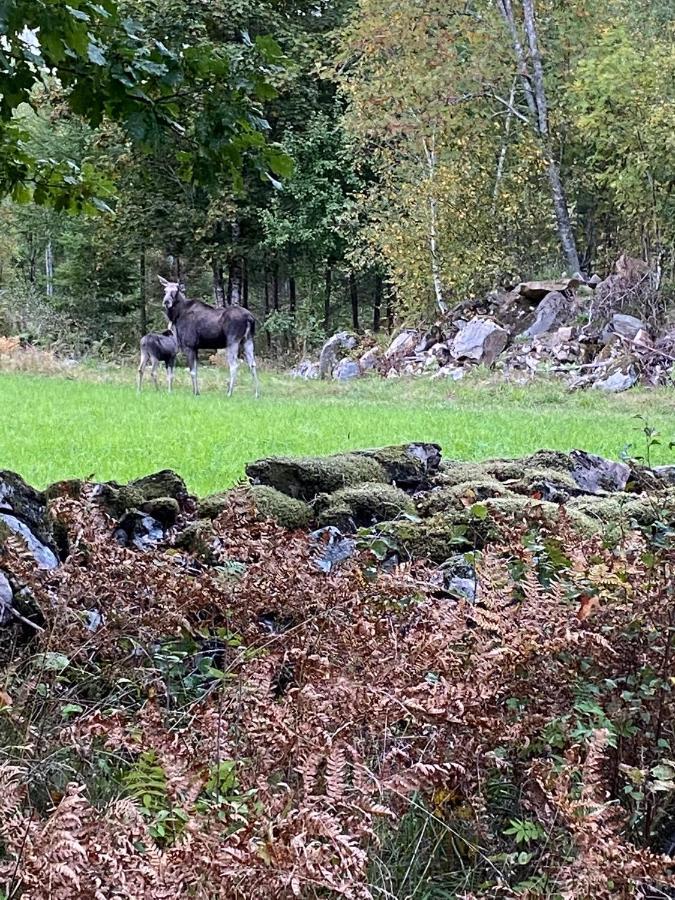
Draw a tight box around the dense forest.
[0,0,674,354]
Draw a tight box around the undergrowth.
[0,488,674,897]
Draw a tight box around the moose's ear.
[178,281,186,293]
[158,275,169,287]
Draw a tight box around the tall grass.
[0,368,673,495]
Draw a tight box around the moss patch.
[248,485,312,529]
[246,453,388,500]
[315,482,414,531]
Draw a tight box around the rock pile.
[292,255,673,393]
[1,443,674,637]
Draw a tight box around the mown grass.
[1,365,674,496]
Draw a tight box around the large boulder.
[290,359,320,380]
[359,347,381,372]
[246,444,442,500]
[318,332,358,379]
[357,443,442,490]
[451,318,508,366]
[247,453,388,501]
[522,291,570,338]
[248,485,312,529]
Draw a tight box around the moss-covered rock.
[141,497,180,528]
[380,496,599,563]
[248,485,312,529]
[568,491,675,536]
[95,470,187,519]
[246,453,388,500]
[315,482,414,531]
[197,492,230,520]
[173,521,218,561]
[355,443,442,490]
[44,479,83,501]
[417,479,509,516]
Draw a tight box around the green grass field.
[1,366,674,496]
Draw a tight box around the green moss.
[568,492,675,535]
[248,484,312,529]
[173,521,217,561]
[96,470,187,519]
[380,495,599,563]
[417,479,509,516]
[316,482,414,530]
[246,453,388,500]
[197,492,230,520]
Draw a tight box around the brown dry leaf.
[577,594,601,621]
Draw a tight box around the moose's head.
[158,276,186,315]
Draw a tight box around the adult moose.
[158,277,259,397]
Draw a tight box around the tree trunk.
[175,255,182,281]
[272,261,280,312]
[139,249,147,335]
[373,274,382,332]
[44,239,54,297]
[242,258,249,309]
[227,221,243,305]
[289,274,296,315]
[421,134,447,315]
[212,262,225,306]
[227,258,243,305]
[544,151,581,274]
[492,76,517,212]
[263,266,272,350]
[386,285,394,333]
[26,233,36,285]
[496,0,581,274]
[324,267,332,334]
[349,270,359,331]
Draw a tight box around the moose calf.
[137,329,178,392]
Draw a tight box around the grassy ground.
[1,364,674,496]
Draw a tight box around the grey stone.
[113,512,164,551]
[0,570,13,625]
[522,291,570,337]
[0,470,56,553]
[594,368,637,393]
[318,332,358,379]
[333,358,360,381]
[359,347,381,372]
[310,526,357,573]
[515,278,580,302]
[611,313,645,340]
[291,359,320,379]
[384,329,420,359]
[0,514,59,569]
[654,466,675,486]
[451,318,508,366]
[86,610,104,632]
[569,450,630,495]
